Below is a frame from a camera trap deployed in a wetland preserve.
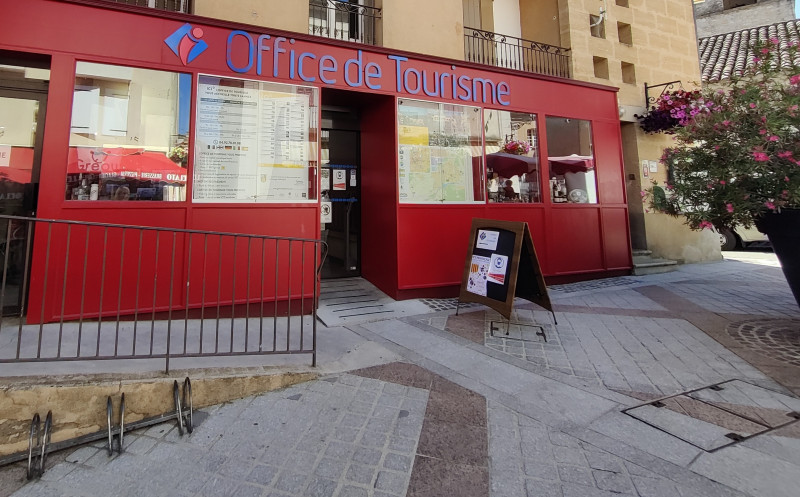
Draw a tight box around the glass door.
[0,85,47,315]
[320,129,361,279]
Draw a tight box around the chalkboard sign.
[458,218,553,320]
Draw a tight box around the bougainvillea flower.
[752,152,770,162]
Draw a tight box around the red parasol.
[486,152,539,178]
[548,155,594,175]
[67,147,187,183]
[0,146,34,184]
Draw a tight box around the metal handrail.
[464,27,571,78]
[0,214,327,372]
[309,0,381,45]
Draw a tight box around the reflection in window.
[484,110,540,203]
[67,62,190,201]
[397,98,484,203]
[545,117,596,204]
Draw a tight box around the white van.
[717,225,770,251]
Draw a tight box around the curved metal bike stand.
[2,378,196,471]
[39,412,52,477]
[26,411,52,480]
[106,397,113,456]
[26,413,40,480]
[173,380,184,436]
[106,394,126,456]
[173,377,194,436]
[119,393,125,453]
[182,377,193,434]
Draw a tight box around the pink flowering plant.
[502,140,531,155]
[635,89,708,134]
[645,39,800,230]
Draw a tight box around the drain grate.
[622,379,800,452]
[420,298,480,312]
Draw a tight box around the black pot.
[754,208,800,308]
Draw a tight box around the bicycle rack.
[0,377,198,471]
[26,411,52,480]
[173,377,193,436]
[106,394,125,456]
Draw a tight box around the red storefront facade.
[0,0,631,321]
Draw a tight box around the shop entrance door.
[320,128,361,279]
[0,81,48,315]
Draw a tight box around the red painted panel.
[602,208,633,269]
[547,207,604,274]
[360,95,400,296]
[593,121,627,206]
[397,206,483,289]
[188,207,319,239]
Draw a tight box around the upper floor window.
[309,0,380,45]
[723,0,757,9]
[105,0,192,13]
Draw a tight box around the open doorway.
[320,94,362,279]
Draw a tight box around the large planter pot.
[755,209,800,308]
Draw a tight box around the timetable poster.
[194,78,259,201]
[194,76,311,202]
[257,90,310,200]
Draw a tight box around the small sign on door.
[333,169,346,190]
[321,201,332,223]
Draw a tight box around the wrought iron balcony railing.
[309,0,381,45]
[464,28,571,79]
[103,0,192,13]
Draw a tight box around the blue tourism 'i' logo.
[165,23,208,66]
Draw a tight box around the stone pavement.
[4,252,800,497]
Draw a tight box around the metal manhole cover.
[726,319,800,367]
[622,379,800,452]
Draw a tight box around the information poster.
[397,99,477,203]
[333,169,346,190]
[466,255,490,297]
[321,168,331,190]
[488,254,508,285]
[194,76,314,202]
[476,230,499,251]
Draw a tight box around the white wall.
[493,0,522,37]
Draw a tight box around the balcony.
[103,0,192,13]
[464,28,571,79]
[309,0,381,45]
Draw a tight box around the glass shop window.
[193,75,319,203]
[484,110,540,203]
[397,98,484,204]
[67,62,190,201]
[545,117,597,204]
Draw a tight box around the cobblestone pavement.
[7,253,800,497]
[12,375,428,497]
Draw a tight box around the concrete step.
[632,255,679,276]
[632,249,653,257]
